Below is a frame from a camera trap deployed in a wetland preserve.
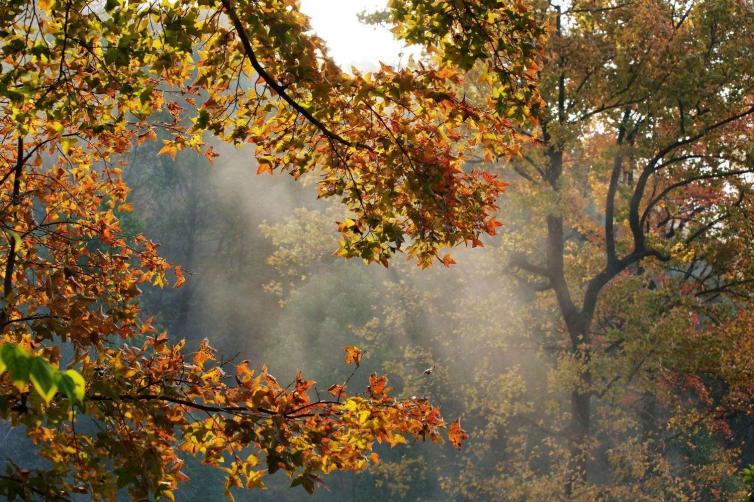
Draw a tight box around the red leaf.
[448,419,469,449]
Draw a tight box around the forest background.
[2,0,754,500]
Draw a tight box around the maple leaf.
[137,128,157,145]
[368,374,389,398]
[441,254,457,267]
[193,339,216,368]
[448,419,469,449]
[158,140,179,160]
[173,266,186,289]
[204,146,219,163]
[327,384,345,398]
[344,346,362,367]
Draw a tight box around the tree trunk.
[543,152,594,496]
[566,356,591,498]
[173,177,199,337]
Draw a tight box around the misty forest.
[2,0,754,500]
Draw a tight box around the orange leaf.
[485,218,503,236]
[173,266,185,289]
[193,339,215,368]
[343,346,362,367]
[137,128,157,145]
[448,419,469,449]
[441,254,456,267]
[204,146,219,163]
[158,142,178,160]
[327,384,345,398]
[256,162,273,175]
[368,373,388,398]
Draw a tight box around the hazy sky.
[299,0,419,70]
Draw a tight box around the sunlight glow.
[299,0,419,70]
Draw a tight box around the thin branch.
[219,0,371,152]
[641,167,751,227]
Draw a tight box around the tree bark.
[565,316,592,498]
[1,137,24,327]
[172,174,199,337]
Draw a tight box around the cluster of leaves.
[27,340,452,499]
[0,0,544,267]
[741,465,754,501]
[258,0,754,498]
[388,0,543,120]
[0,343,84,405]
[0,0,554,497]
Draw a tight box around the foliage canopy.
[262,0,754,499]
[0,0,543,498]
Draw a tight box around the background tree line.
[2,0,754,499]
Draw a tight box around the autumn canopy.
[4,0,754,499]
[0,0,543,498]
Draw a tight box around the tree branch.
[509,252,549,277]
[641,166,751,227]
[630,104,754,255]
[219,0,370,151]
[605,108,632,265]
[1,137,23,326]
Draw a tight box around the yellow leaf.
[158,142,178,160]
[38,0,56,12]
[153,274,164,288]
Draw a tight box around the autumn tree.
[406,0,754,497]
[256,0,754,498]
[498,0,754,495]
[0,0,548,498]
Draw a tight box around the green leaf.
[194,109,210,130]
[57,370,85,403]
[0,344,29,390]
[104,46,129,66]
[29,357,57,404]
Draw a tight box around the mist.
[116,136,576,500]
